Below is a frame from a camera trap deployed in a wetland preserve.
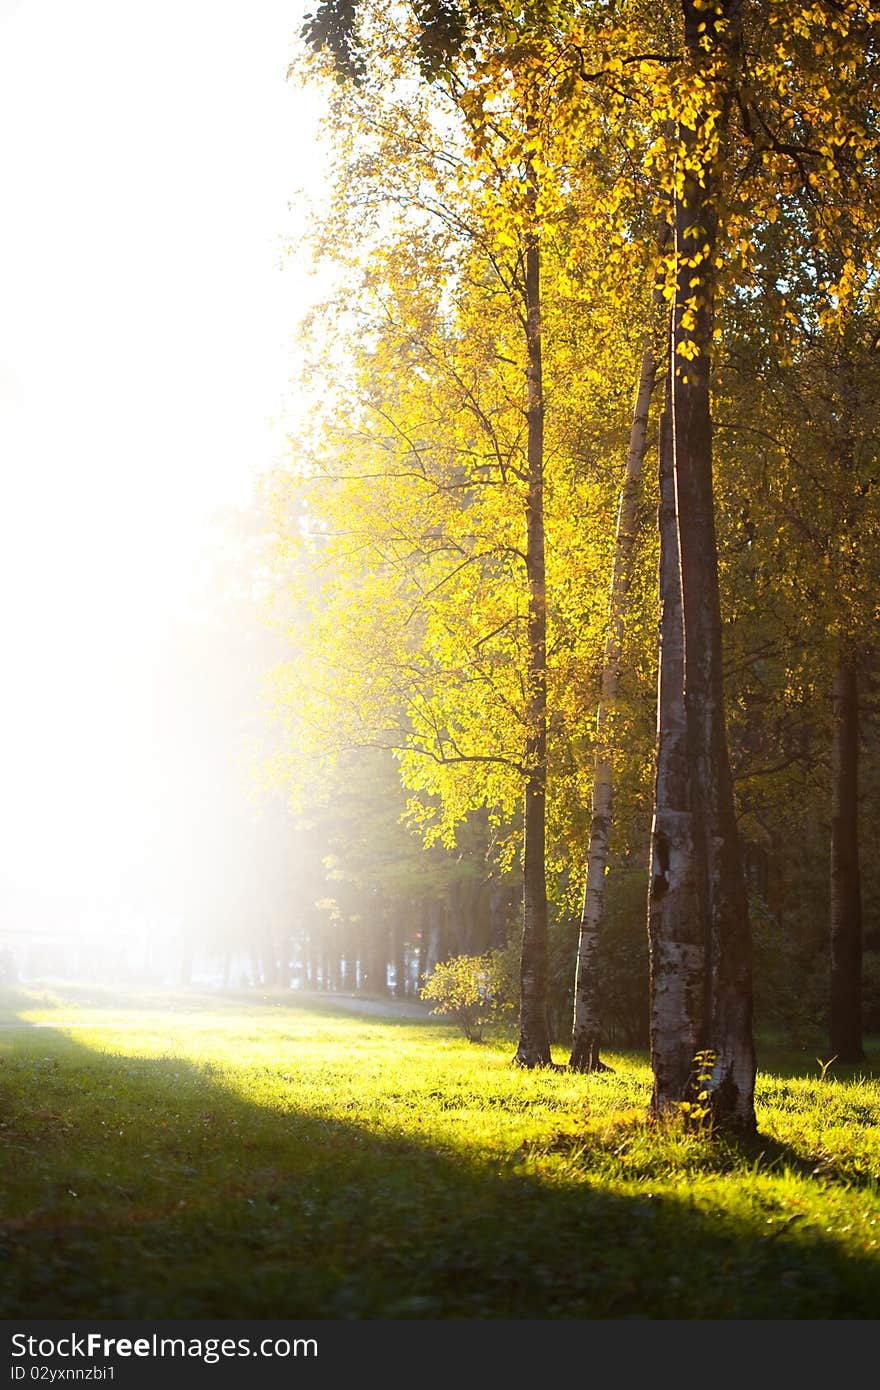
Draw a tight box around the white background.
[0,0,329,918]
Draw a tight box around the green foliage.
[269,0,880,1066]
[420,951,515,1041]
[301,0,364,82]
[679,1050,717,1130]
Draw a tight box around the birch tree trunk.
[648,393,705,1113]
[664,0,755,1132]
[570,345,657,1071]
[829,658,863,1062]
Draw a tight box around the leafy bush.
[420,951,516,1041]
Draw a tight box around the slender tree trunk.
[649,391,705,1113]
[415,903,430,987]
[393,911,408,1000]
[463,874,486,953]
[339,926,350,992]
[830,658,863,1062]
[325,926,337,992]
[443,880,458,954]
[424,901,443,978]
[336,922,345,991]
[514,169,552,1068]
[665,0,755,1132]
[488,881,507,948]
[570,345,657,1071]
[279,937,292,989]
[371,924,390,995]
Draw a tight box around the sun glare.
[0,0,328,976]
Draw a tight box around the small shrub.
[420,952,516,1041]
[679,1049,716,1129]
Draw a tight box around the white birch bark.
[570,347,657,1070]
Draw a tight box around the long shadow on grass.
[0,990,878,1320]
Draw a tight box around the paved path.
[295,991,431,1020]
[0,990,433,1028]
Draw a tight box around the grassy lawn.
[1,982,878,1318]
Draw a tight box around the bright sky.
[0,0,329,921]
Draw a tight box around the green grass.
[1,982,878,1318]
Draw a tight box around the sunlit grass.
[1,983,878,1317]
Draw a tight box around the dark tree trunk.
[416,903,430,988]
[424,901,444,978]
[445,879,464,955]
[393,911,408,1000]
[364,926,388,996]
[339,927,351,992]
[488,881,512,948]
[279,935,292,989]
[324,940,334,992]
[663,0,755,1133]
[462,874,487,954]
[830,659,863,1062]
[648,394,705,1113]
[514,178,552,1068]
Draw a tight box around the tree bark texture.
[570,346,657,1071]
[830,659,863,1062]
[648,397,705,1112]
[650,0,756,1131]
[514,195,552,1068]
[673,0,756,1130]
